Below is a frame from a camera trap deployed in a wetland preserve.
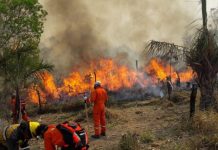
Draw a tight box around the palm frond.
[144,40,188,61]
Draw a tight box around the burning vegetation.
[28,58,194,104]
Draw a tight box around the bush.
[181,111,218,149]
[27,99,84,116]
[119,132,140,150]
[140,131,154,144]
[170,91,189,104]
[192,111,218,134]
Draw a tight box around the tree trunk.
[199,74,216,110]
[15,86,20,123]
[36,88,42,113]
[201,0,207,29]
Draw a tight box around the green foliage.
[0,0,52,91]
[0,0,52,122]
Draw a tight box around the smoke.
[39,0,195,74]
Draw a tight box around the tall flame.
[146,58,193,83]
[41,72,59,99]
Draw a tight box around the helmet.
[94,81,101,88]
[29,122,40,137]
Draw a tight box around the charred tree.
[36,88,42,113]
[190,83,198,117]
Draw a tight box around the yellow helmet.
[29,122,40,137]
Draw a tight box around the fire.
[60,72,91,96]
[28,58,194,104]
[28,89,38,104]
[146,58,193,83]
[91,59,137,91]
[60,59,137,96]
[41,72,59,99]
[146,58,172,81]
[28,86,46,104]
[179,68,194,82]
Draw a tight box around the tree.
[186,0,218,110]
[0,0,53,123]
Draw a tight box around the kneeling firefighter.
[0,121,42,150]
[37,121,89,150]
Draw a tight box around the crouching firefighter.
[37,121,89,150]
[0,121,42,150]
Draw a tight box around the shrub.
[192,111,218,134]
[140,131,154,144]
[119,132,140,150]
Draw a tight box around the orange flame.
[28,89,38,104]
[146,58,193,83]
[41,72,59,99]
[28,58,194,104]
[91,59,137,91]
[179,68,194,82]
[60,72,91,96]
[28,86,46,104]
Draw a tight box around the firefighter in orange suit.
[20,99,30,122]
[87,81,108,139]
[10,95,17,123]
[37,122,89,150]
[10,96,30,123]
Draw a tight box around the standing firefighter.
[190,83,198,118]
[20,99,30,122]
[166,76,173,100]
[86,81,108,139]
[37,121,89,150]
[10,95,17,124]
[10,95,29,123]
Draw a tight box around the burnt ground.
[29,90,195,150]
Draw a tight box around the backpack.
[56,122,89,150]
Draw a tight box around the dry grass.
[140,131,154,144]
[170,91,190,104]
[26,100,84,116]
[74,108,119,123]
[192,111,218,134]
[177,111,218,149]
[118,132,140,150]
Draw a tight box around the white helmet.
[94,81,101,88]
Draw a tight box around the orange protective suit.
[90,86,108,136]
[10,98,17,123]
[43,124,85,150]
[20,100,30,122]
[10,98,29,123]
[44,125,66,150]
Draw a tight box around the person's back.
[89,81,108,139]
[42,122,89,150]
[92,87,108,106]
[44,125,66,150]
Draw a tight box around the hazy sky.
[38,0,218,72]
